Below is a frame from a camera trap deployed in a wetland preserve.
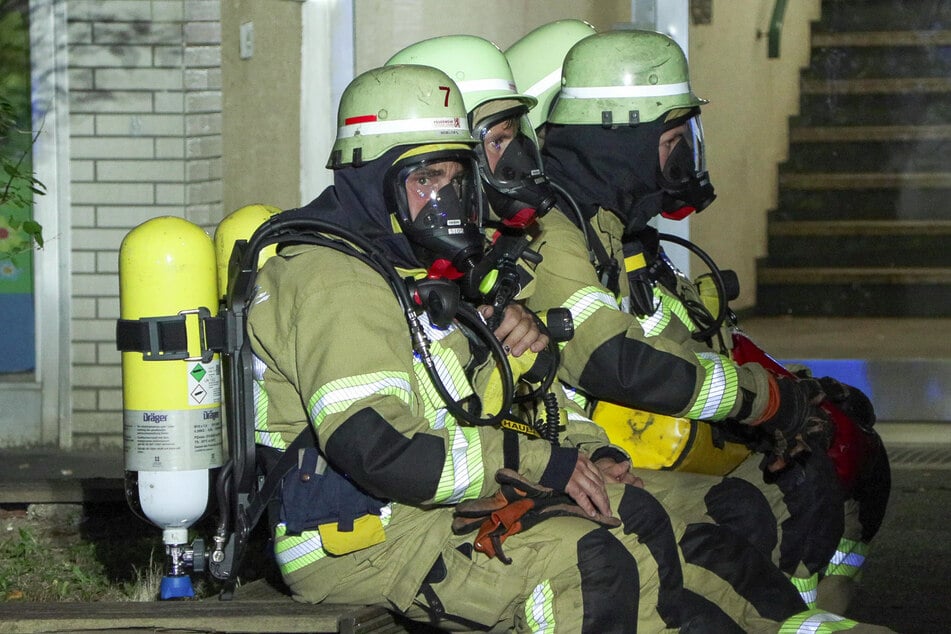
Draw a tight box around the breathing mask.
[473,106,556,227]
[385,144,486,278]
[659,115,716,219]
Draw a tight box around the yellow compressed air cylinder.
[592,401,749,476]
[213,204,282,299]
[119,216,223,537]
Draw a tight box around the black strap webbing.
[116,311,226,361]
[584,216,620,295]
[246,426,318,531]
[503,428,519,471]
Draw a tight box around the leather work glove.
[451,469,620,564]
[816,375,877,432]
[757,376,829,472]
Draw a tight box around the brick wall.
[67,0,222,447]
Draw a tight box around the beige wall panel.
[353,0,630,72]
[218,1,821,313]
[689,0,820,309]
[222,0,303,213]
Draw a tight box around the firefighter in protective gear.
[381,35,898,634]
[247,63,677,633]
[506,27,891,618]
[387,34,556,227]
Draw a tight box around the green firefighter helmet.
[385,35,536,115]
[327,64,475,169]
[504,19,598,131]
[549,29,707,127]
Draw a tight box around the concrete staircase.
[756,0,951,316]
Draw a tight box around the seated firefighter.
[503,24,890,613]
[246,62,656,633]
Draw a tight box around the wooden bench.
[0,579,424,633]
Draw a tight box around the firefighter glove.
[816,375,877,432]
[757,376,828,466]
[451,469,620,564]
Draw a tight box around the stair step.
[817,0,951,32]
[779,172,951,190]
[806,44,951,81]
[783,139,951,172]
[790,124,951,143]
[764,224,950,268]
[775,187,951,221]
[811,30,951,47]
[770,219,951,236]
[801,76,951,95]
[755,266,951,317]
[795,92,951,126]
[758,267,951,284]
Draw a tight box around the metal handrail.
[768,0,789,58]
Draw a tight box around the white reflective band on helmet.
[337,116,466,139]
[561,81,691,99]
[455,77,517,94]
[525,68,562,98]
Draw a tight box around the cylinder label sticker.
[124,408,224,471]
[187,360,221,406]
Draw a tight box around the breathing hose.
[657,232,729,343]
[243,216,515,427]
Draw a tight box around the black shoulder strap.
[246,426,319,532]
[585,216,620,295]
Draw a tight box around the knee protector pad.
[577,528,639,633]
[854,434,891,542]
[704,477,778,558]
[681,522,806,622]
[773,452,845,574]
[617,485,683,628]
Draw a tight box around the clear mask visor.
[386,148,486,270]
[687,115,706,175]
[659,113,716,218]
[662,114,708,187]
[401,158,481,230]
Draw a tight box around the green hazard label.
[187,360,220,406]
